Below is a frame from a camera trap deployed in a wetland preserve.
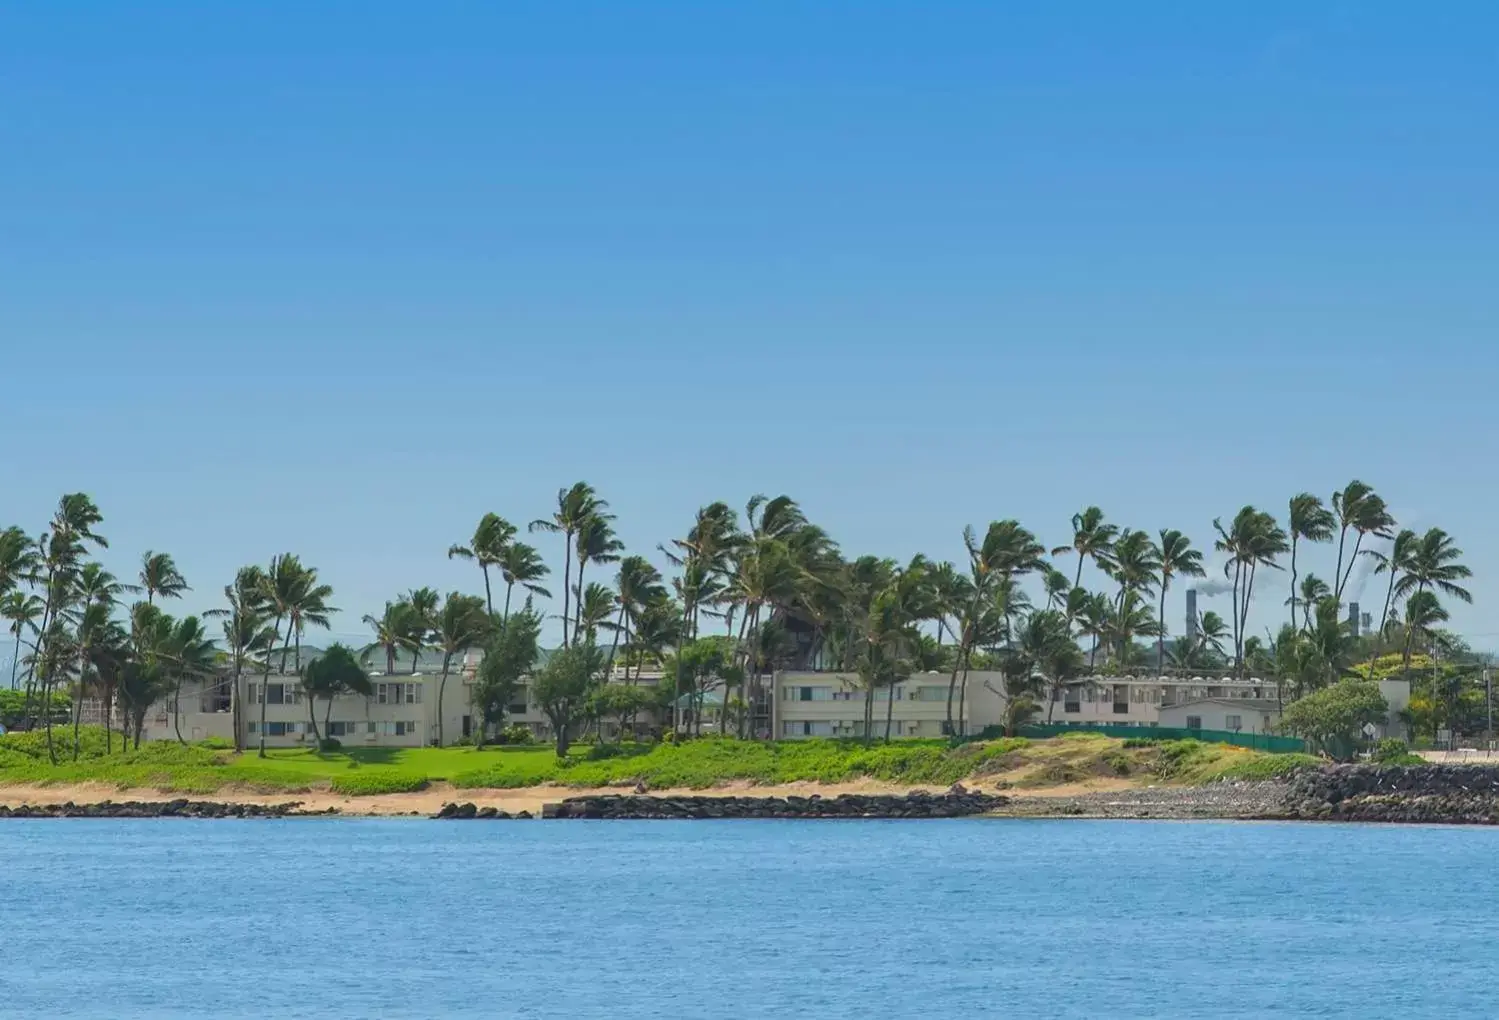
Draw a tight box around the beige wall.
[1156,701,1278,734]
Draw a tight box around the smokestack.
[1348,601,1360,638]
[1186,589,1199,642]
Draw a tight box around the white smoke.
[1191,578,1234,598]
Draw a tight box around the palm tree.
[1107,529,1161,613]
[497,541,551,623]
[1213,507,1289,678]
[2,591,43,690]
[1052,507,1119,592]
[403,587,440,672]
[205,566,270,752]
[1103,590,1162,669]
[610,556,665,675]
[572,582,619,647]
[1154,529,1204,672]
[1196,610,1229,662]
[447,513,517,616]
[1075,592,1112,670]
[1286,493,1335,629]
[163,615,217,745]
[1394,528,1473,607]
[1366,530,1417,637]
[302,643,373,747]
[432,593,490,746]
[660,502,739,641]
[573,515,624,638]
[1288,574,1331,631]
[361,600,414,675]
[531,483,610,649]
[1400,590,1449,680]
[0,526,37,597]
[277,566,335,675]
[1331,481,1396,605]
[139,551,189,604]
[26,494,107,732]
[255,554,307,758]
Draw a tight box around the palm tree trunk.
[1333,525,1349,605]
[173,680,185,745]
[943,639,964,737]
[606,604,627,678]
[1156,578,1168,675]
[43,675,55,764]
[259,618,283,758]
[561,537,573,649]
[8,632,20,690]
[324,696,334,745]
[957,652,971,737]
[1379,570,1399,639]
[1288,536,1299,631]
[883,676,896,742]
[1338,532,1365,604]
[481,565,494,617]
[503,582,514,624]
[1229,561,1243,678]
[71,672,83,761]
[231,656,244,753]
[437,653,451,746]
[1239,562,1258,679]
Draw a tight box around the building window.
[1064,699,1080,714]
[247,722,258,734]
[1225,715,1242,732]
[1185,716,1202,730]
[507,702,528,716]
[917,686,948,702]
[266,683,285,705]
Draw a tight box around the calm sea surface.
[1,818,1494,1018]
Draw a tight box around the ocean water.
[1,818,1493,1018]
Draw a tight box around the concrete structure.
[1157,699,1282,735]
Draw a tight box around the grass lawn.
[0,727,1317,796]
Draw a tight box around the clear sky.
[2,2,1495,653]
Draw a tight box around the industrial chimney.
[1186,589,1199,642]
[1348,601,1360,638]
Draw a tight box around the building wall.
[1156,701,1278,734]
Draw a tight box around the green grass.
[0,727,1314,795]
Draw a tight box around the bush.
[497,724,535,746]
[1369,738,1424,765]
[317,738,342,752]
[328,772,429,796]
[198,736,234,750]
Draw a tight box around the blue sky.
[2,2,1496,653]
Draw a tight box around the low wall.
[1279,765,1499,824]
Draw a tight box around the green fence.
[1017,723,1305,754]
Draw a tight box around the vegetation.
[0,478,1481,771]
[1279,679,1390,760]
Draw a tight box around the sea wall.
[436,789,1007,820]
[1279,765,1499,824]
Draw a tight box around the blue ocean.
[1,818,1490,1018]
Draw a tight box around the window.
[247,722,258,734]
[328,721,359,737]
[507,702,528,716]
[1225,714,1242,732]
[266,684,285,705]
[1064,698,1080,714]
[917,686,948,702]
[376,721,416,737]
[1185,716,1202,730]
[246,683,258,704]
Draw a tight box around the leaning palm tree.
[1366,529,1417,637]
[1288,573,1331,631]
[163,615,217,745]
[497,541,551,623]
[139,551,189,604]
[205,565,270,752]
[361,600,414,675]
[278,567,335,675]
[447,513,517,616]
[610,556,665,674]
[1394,528,1473,607]
[1154,529,1204,674]
[1213,507,1289,677]
[1400,590,1450,683]
[1286,493,1335,629]
[1196,610,1230,663]
[432,592,490,746]
[1075,592,1113,670]
[1107,529,1161,612]
[573,515,624,638]
[1330,480,1396,605]
[402,587,440,672]
[530,483,610,648]
[572,582,619,648]
[254,554,312,758]
[0,525,38,598]
[2,591,43,691]
[1052,507,1119,592]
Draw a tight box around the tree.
[1286,493,1335,630]
[1289,574,1331,631]
[431,592,489,746]
[530,483,610,649]
[139,551,189,604]
[402,587,440,672]
[470,602,541,747]
[301,643,372,747]
[277,565,335,675]
[610,555,665,675]
[162,615,217,746]
[1394,528,1472,606]
[573,515,624,639]
[572,582,618,648]
[1330,481,1395,605]
[1279,678,1388,759]
[533,643,602,756]
[447,513,517,616]
[1213,507,1288,678]
[497,541,551,623]
[1196,610,1229,663]
[1401,590,1450,679]
[1154,529,1204,672]
[1052,507,1119,592]
[587,683,653,743]
[2,591,43,691]
[1366,529,1417,637]
[205,566,271,752]
[361,600,415,675]
[255,554,306,758]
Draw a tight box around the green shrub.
[328,772,429,796]
[198,736,235,750]
[1370,738,1423,765]
[318,738,342,752]
[498,724,535,746]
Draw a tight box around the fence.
[1017,723,1306,754]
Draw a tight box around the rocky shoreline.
[438,788,1007,820]
[0,799,338,819]
[1275,764,1499,824]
